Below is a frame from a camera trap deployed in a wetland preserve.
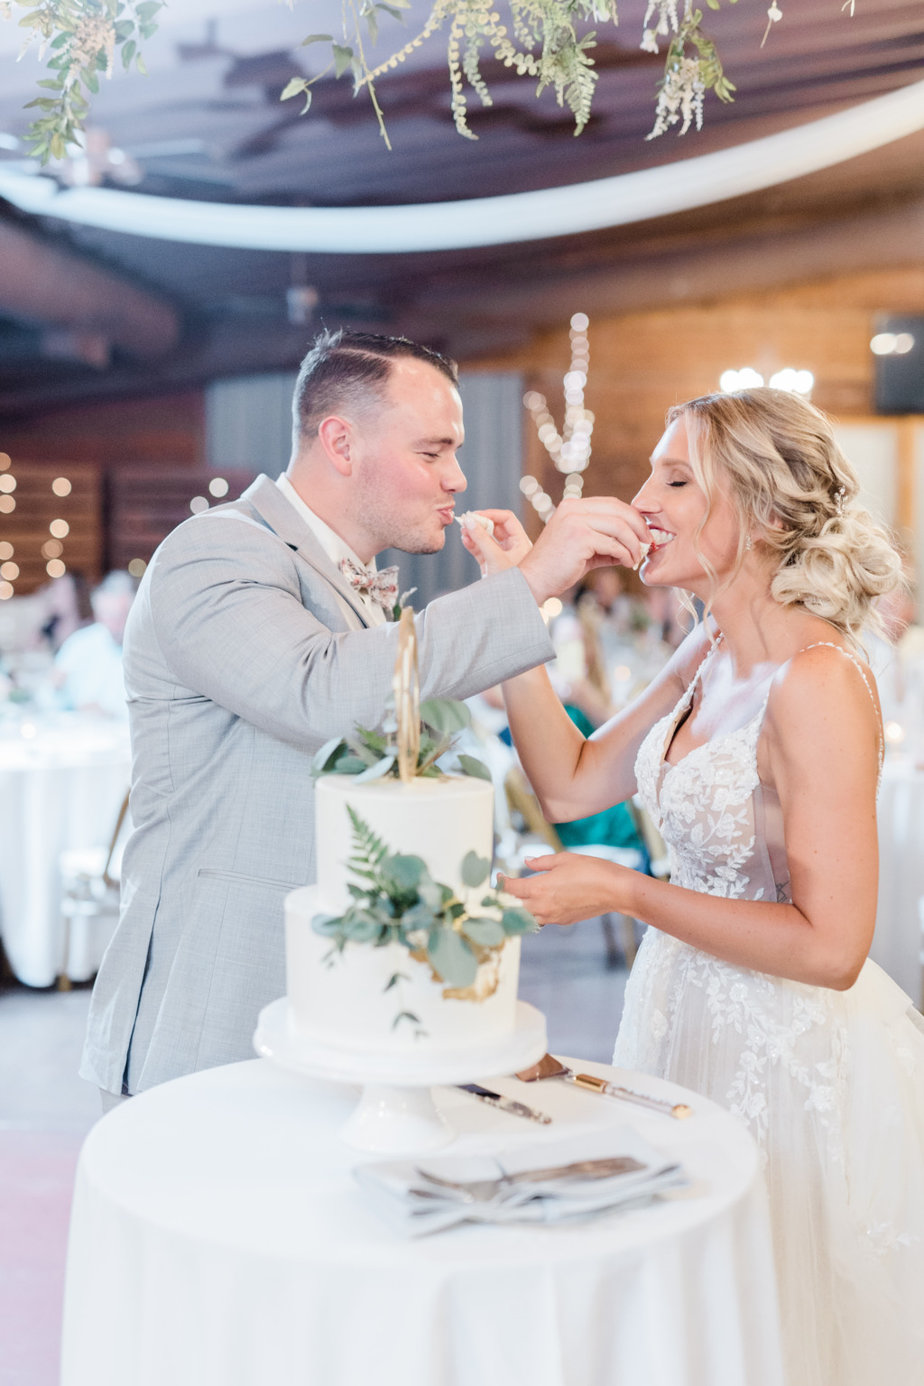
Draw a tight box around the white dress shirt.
[275,473,388,625]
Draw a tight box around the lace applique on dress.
[626,645,858,1146]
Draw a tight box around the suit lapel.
[238,475,374,628]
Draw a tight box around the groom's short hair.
[292,329,458,444]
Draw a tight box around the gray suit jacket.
[80,475,553,1094]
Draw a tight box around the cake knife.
[456,1083,553,1124]
[515,1054,692,1120]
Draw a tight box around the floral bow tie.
[339,557,400,617]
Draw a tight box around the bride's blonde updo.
[668,387,902,645]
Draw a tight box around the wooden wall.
[0,391,205,471]
[469,265,924,544]
[0,391,208,593]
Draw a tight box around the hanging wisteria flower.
[67,14,117,82]
[641,0,681,51]
[649,53,706,137]
[647,8,736,138]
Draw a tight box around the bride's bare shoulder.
[766,640,881,764]
[783,640,877,702]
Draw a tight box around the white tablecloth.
[0,712,130,986]
[874,756,924,1007]
[61,1057,784,1386]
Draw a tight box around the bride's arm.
[503,646,881,990]
[499,632,702,821]
[460,503,702,819]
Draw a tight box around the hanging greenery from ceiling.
[1,0,842,164]
[4,1,165,162]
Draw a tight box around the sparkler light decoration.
[521,313,594,523]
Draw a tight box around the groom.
[81,329,646,1104]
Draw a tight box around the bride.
[462,387,924,1386]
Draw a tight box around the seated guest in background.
[53,570,137,720]
[80,328,651,1108]
[38,569,94,653]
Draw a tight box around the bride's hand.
[499,852,635,928]
[458,509,531,577]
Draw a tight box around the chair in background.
[57,790,130,988]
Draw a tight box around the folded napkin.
[353,1127,688,1237]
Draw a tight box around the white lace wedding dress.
[613,647,924,1386]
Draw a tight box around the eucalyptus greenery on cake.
[312,805,537,1011]
[312,695,492,785]
[3,0,853,161]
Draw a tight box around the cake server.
[456,1083,553,1125]
[515,1054,693,1120]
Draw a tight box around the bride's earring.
[745,535,753,552]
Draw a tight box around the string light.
[521,312,596,524]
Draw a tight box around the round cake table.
[60,1057,784,1386]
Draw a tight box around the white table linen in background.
[61,1057,784,1386]
[0,712,130,986]
[873,756,924,1007]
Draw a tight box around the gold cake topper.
[393,607,420,784]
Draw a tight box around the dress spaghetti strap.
[797,640,883,766]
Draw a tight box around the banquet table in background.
[61,1057,785,1386]
[0,711,130,987]
[873,756,924,1008]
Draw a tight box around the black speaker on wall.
[873,315,924,413]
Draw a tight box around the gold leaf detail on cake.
[408,939,504,1001]
[442,945,503,1003]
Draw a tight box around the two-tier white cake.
[284,772,523,1057]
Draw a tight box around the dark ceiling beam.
[0,214,181,359]
[411,195,924,351]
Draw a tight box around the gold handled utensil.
[516,1053,693,1120]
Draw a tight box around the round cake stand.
[253,997,547,1154]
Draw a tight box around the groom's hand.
[458,508,532,576]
